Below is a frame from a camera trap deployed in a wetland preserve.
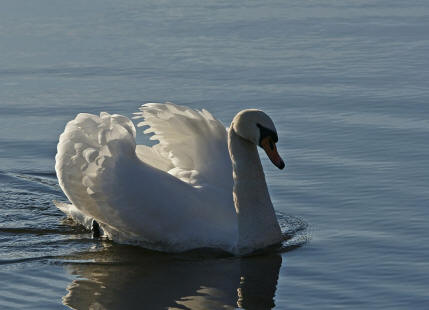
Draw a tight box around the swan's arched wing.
[55,112,207,238]
[133,103,233,191]
[55,112,139,226]
[55,110,237,250]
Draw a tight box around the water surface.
[1,0,429,309]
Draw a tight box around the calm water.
[1,0,429,309]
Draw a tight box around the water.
[1,0,429,309]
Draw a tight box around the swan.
[55,103,285,255]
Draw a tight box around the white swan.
[55,103,285,255]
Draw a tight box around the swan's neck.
[228,129,282,254]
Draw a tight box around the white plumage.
[55,102,284,255]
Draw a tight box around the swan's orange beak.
[261,136,285,170]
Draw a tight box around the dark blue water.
[1,1,429,309]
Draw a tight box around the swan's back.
[55,104,237,252]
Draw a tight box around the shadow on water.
[61,243,284,310]
[60,213,308,310]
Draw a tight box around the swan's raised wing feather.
[135,144,174,172]
[133,103,233,190]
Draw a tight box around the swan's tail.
[55,112,137,228]
[54,200,93,229]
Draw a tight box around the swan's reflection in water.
[62,243,282,310]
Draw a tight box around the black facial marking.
[257,123,278,146]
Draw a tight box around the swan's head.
[232,109,285,169]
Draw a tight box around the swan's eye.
[256,123,278,146]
